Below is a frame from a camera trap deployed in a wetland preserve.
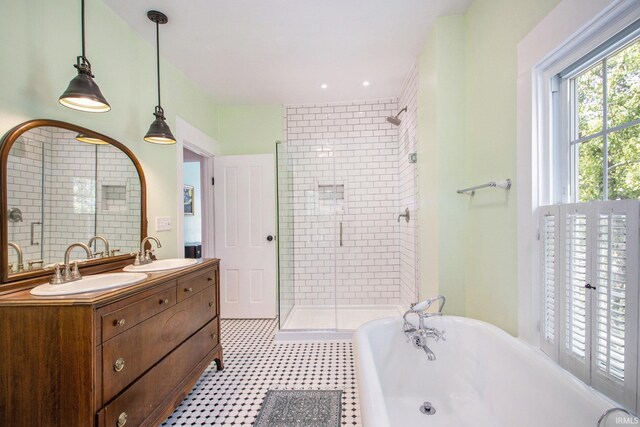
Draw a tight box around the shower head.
[386,107,408,126]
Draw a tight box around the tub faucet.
[88,235,110,258]
[403,295,446,361]
[7,242,24,273]
[422,343,437,361]
[135,236,162,266]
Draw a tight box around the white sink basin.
[122,258,198,272]
[30,272,148,296]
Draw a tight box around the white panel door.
[214,154,276,318]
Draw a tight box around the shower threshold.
[275,304,404,341]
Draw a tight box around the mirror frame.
[0,119,148,289]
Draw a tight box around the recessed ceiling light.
[363,81,370,87]
[321,84,328,89]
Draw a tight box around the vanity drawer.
[101,287,177,342]
[210,317,220,346]
[102,320,217,427]
[102,285,216,403]
[177,266,217,303]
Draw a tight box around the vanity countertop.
[0,258,219,306]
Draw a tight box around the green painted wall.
[418,16,467,316]
[0,0,222,258]
[462,0,559,335]
[417,0,560,334]
[418,26,440,302]
[216,105,283,155]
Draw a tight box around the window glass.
[608,124,640,199]
[576,63,603,138]
[576,137,603,202]
[570,37,640,201]
[607,40,640,129]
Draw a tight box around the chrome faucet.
[7,242,24,273]
[403,295,446,360]
[57,242,93,283]
[88,235,110,258]
[134,236,162,266]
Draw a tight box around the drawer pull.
[185,287,193,293]
[209,300,214,307]
[211,331,217,340]
[114,318,126,327]
[160,298,169,305]
[207,277,213,281]
[117,412,128,427]
[114,358,125,372]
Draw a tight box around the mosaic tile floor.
[162,318,361,426]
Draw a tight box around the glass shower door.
[276,138,339,331]
[333,137,406,330]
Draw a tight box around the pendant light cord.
[155,20,161,108]
[81,0,86,59]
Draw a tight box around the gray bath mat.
[254,389,343,427]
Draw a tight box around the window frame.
[536,11,640,413]
[554,20,640,204]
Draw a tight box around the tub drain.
[419,401,436,415]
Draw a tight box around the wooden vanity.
[0,258,223,427]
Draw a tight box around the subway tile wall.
[94,145,142,258]
[6,129,46,271]
[398,60,420,308]
[283,99,403,306]
[45,129,98,262]
[6,126,141,271]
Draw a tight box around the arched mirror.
[0,120,147,285]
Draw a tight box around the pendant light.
[144,10,176,144]
[59,0,110,112]
[75,133,107,144]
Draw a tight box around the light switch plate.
[155,216,172,232]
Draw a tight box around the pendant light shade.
[144,106,176,144]
[59,0,110,113]
[76,132,108,144]
[144,10,176,145]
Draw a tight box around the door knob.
[267,235,275,242]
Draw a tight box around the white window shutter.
[542,201,639,412]
[559,203,592,384]
[539,206,560,360]
[590,201,638,410]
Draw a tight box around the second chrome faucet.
[134,236,162,266]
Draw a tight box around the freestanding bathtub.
[354,316,619,427]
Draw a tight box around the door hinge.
[536,320,541,332]
[537,229,540,241]
[211,177,215,186]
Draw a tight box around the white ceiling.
[104,0,472,105]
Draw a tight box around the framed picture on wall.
[184,185,194,215]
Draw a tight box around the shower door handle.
[339,222,343,247]
[31,222,42,246]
